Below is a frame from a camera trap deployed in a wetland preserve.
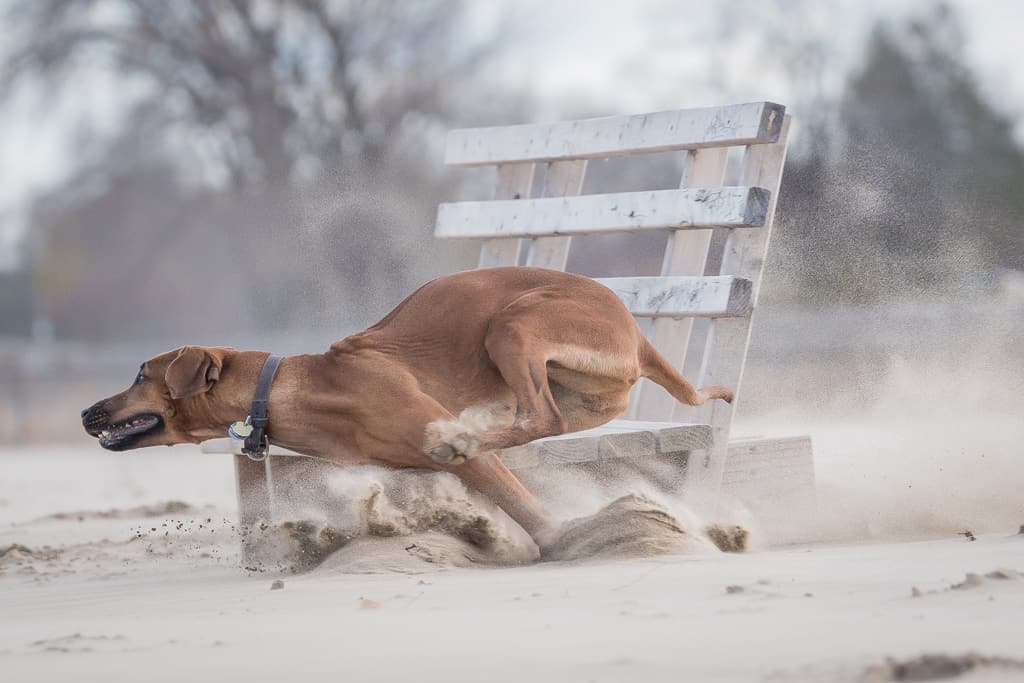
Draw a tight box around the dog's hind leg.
[427,317,567,464]
[429,291,643,464]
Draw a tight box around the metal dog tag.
[228,418,254,440]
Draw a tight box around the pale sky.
[495,0,1024,120]
[2,0,1023,269]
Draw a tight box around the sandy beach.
[4,0,1024,680]
[1,412,1022,683]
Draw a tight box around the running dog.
[81,267,732,542]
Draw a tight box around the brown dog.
[82,267,732,542]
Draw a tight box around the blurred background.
[1,0,1022,446]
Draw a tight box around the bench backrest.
[435,102,791,469]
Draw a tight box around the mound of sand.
[240,470,540,573]
[0,543,61,566]
[2,470,747,578]
[911,569,1022,597]
[541,493,747,562]
[40,501,202,522]
[949,569,1022,591]
[236,473,744,573]
[29,633,128,654]
[863,653,1024,681]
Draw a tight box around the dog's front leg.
[440,455,556,542]
[352,359,558,547]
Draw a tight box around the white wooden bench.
[203,101,815,527]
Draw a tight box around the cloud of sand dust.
[244,461,750,574]
[736,299,1024,545]
[244,304,1022,570]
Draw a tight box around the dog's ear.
[165,346,223,399]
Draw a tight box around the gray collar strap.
[242,354,283,461]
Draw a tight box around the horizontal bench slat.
[720,435,816,505]
[435,187,769,239]
[200,419,714,470]
[200,439,304,457]
[496,421,712,469]
[445,102,785,166]
[596,276,752,318]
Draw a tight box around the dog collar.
[228,354,283,462]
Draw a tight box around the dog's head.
[81,346,235,450]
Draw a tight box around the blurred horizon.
[1,0,1022,443]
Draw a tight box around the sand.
[1,411,1022,682]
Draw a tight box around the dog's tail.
[638,337,733,406]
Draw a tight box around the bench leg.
[234,454,272,527]
[232,454,344,568]
[234,454,275,567]
[682,445,728,502]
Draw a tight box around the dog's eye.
[134,371,145,385]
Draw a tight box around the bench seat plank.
[201,419,713,470]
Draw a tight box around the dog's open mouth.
[97,414,163,450]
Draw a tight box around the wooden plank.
[633,147,730,420]
[720,436,816,525]
[211,431,811,493]
[446,102,785,166]
[478,163,535,268]
[723,469,814,486]
[725,434,813,450]
[497,420,712,470]
[596,275,752,318]
[683,116,792,496]
[721,468,815,489]
[524,160,587,270]
[203,438,306,457]
[723,453,815,479]
[203,418,713,467]
[206,419,716,468]
[543,429,648,465]
[656,422,715,453]
[436,186,770,239]
[234,454,271,528]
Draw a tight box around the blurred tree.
[710,0,841,160]
[639,0,842,161]
[2,0,498,190]
[0,262,33,337]
[2,0,512,340]
[770,3,1024,305]
[28,162,245,340]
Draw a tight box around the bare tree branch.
[2,0,504,189]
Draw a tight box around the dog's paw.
[428,432,479,465]
[429,443,464,465]
[424,419,481,465]
[701,385,734,404]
